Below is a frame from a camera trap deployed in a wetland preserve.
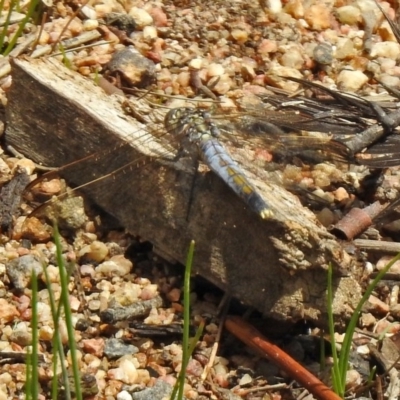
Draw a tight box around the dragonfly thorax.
[164,107,221,144]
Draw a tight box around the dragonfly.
[19,78,400,231]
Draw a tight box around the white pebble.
[80,5,97,20]
[335,6,361,25]
[143,25,157,40]
[370,41,400,60]
[117,391,133,400]
[37,302,52,325]
[335,38,355,59]
[83,19,99,31]
[207,63,224,77]
[95,255,132,277]
[109,359,138,384]
[337,69,368,92]
[189,58,203,69]
[0,373,11,385]
[266,0,282,13]
[128,7,153,28]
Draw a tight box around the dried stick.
[225,315,342,400]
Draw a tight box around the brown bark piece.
[5,57,360,326]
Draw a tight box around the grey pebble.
[104,338,139,359]
[6,254,43,292]
[129,379,173,400]
[313,42,333,65]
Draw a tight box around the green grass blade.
[339,253,400,388]
[53,224,82,400]
[25,268,39,400]
[188,321,205,357]
[171,240,195,400]
[0,0,14,52]
[30,268,39,399]
[3,0,41,56]
[327,263,344,396]
[329,253,400,397]
[42,260,71,400]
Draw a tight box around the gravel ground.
[2,0,400,399]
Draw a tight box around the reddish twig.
[225,315,342,400]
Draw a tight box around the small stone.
[335,6,361,25]
[83,19,99,31]
[130,379,172,400]
[378,74,400,89]
[117,391,133,400]
[0,373,12,385]
[284,0,303,18]
[166,288,181,302]
[82,240,109,262]
[69,295,81,312]
[265,64,303,91]
[103,12,136,33]
[143,25,157,40]
[14,158,35,175]
[370,41,400,60]
[280,48,303,69]
[239,373,253,386]
[80,5,97,20]
[108,358,139,384]
[37,179,63,195]
[47,196,88,230]
[316,208,335,227]
[37,302,52,324]
[231,29,248,44]
[390,304,400,319]
[364,295,390,315]
[345,369,362,390]
[88,299,101,311]
[0,298,19,323]
[104,338,139,359]
[140,284,158,300]
[105,48,156,87]
[313,43,333,65]
[43,265,61,286]
[377,256,400,273]
[6,254,43,292]
[335,38,355,60]
[304,4,331,31]
[82,338,105,357]
[128,7,153,28]
[210,74,233,95]
[333,187,349,202]
[148,7,168,27]
[189,58,203,69]
[266,0,282,13]
[95,255,132,277]
[337,69,368,92]
[19,217,51,243]
[10,324,31,346]
[378,20,397,42]
[39,325,54,341]
[186,358,203,377]
[112,282,141,305]
[257,39,278,55]
[207,63,224,77]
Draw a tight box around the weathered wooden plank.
[5,57,360,326]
